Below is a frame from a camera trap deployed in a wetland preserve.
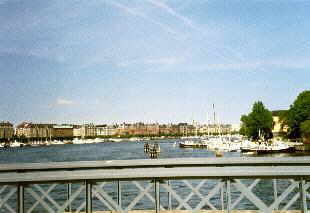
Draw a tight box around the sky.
[0,0,309,125]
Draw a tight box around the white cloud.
[146,0,199,31]
[105,1,179,36]
[197,60,310,72]
[117,56,184,67]
[56,98,74,105]
[145,57,184,65]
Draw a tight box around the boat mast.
[207,112,210,137]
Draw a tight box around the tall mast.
[213,104,216,125]
[206,112,210,137]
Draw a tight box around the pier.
[0,157,309,212]
[144,142,161,158]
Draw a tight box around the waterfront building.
[0,121,14,142]
[231,123,241,133]
[129,123,159,136]
[178,123,195,136]
[73,126,82,137]
[272,110,288,137]
[96,125,117,136]
[145,123,160,135]
[198,124,232,135]
[80,124,97,138]
[53,125,74,139]
[159,123,179,135]
[116,123,160,136]
[16,122,54,140]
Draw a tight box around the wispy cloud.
[145,0,271,74]
[146,0,199,31]
[56,98,74,105]
[197,60,310,72]
[105,1,179,36]
[117,56,184,67]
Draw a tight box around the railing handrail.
[0,157,310,184]
[0,166,310,184]
[1,157,310,173]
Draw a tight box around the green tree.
[240,101,273,140]
[300,120,310,142]
[286,90,310,138]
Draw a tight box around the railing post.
[299,178,307,213]
[17,184,24,213]
[67,182,72,212]
[167,180,171,210]
[155,179,160,213]
[117,180,122,209]
[273,179,278,210]
[226,179,231,213]
[86,181,92,213]
[221,180,224,210]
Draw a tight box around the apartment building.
[80,124,97,138]
[96,125,117,136]
[272,110,288,136]
[0,121,14,141]
[16,122,54,139]
[53,125,74,139]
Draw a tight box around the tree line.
[240,90,310,142]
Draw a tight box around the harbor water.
[1,139,309,164]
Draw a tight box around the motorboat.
[73,138,84,144]
[94,138,105,143]
[179,140,208,148]
[241,141,295,154]
[10,141,22,147]
[254,142,295,154]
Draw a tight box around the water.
[0,139,309,212]
[1,139,309,164]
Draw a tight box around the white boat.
[129,137,142,142]
[241,140,295,154]
[179,140,208,148]
[72,138,84,144]
[255,142,295,154]
[240,140,259,152]
[110,138,123,142]
[84,139,94,144]
[51,140,65,145]
[94,138,105,143]
[10,141,22,147]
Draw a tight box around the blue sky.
[0,0,309,125]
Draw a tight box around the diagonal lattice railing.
[0,157,309,212]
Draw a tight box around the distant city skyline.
[1,0,309,125]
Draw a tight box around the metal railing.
[0,157,309,213]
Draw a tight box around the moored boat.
[243,141,296,154]
[179,140,208,148]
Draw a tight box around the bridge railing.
[0,157,309,213]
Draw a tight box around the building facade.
[272,110,288,137]
[53,125,74,139]
[16,122,54,139]
[96,125,117,136]
[0,121,14,141]
[80,124,97,138]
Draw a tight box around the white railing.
[0,157,309,213]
